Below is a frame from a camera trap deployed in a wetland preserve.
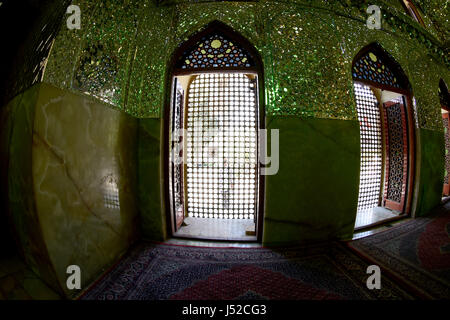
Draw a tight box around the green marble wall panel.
[262,117,360,245]
[415,128,445,217]
[32,83,139,297]
[137,118,166,240]
[0,93,16,256]
[1,86,63,295]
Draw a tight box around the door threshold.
[171,234,258,243]
[166,237,261,248]
[353,214,408,232]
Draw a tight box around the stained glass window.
[176,33,255,70]
[352,51,401,89]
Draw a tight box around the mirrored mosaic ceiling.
[42,0,449,131]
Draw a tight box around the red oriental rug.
[79,241,412,300]
[348,204,450,299]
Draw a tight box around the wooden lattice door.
[382,99,409,212]
[443,112,450,196]
[170,79,185,231]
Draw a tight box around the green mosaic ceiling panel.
[42,0,449,130]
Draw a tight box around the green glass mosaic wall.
[0,0,70,107]
[414,0,449,42]
[43,0,449,130]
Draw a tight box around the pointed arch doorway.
[164,21,265,242]
[439,79,450,196]
[352,43,416,230]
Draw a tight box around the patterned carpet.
[348,204,450,299]
[80,242,413,300]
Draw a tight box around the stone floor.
[173,217,257,241]
[354,206,400,229]
[352,217,411,240]
[0,255,60,300]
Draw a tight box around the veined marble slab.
[1,85,62,295]
[31,83,138,298]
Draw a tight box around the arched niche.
[351,42,416,230]
[163,21,265,242]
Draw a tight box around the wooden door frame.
[442,111,449,196]
[353,80,416,218]
[440,79,450,196]
[162,21,266,242]
[352,43,416,220]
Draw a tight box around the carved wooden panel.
[383,99,408,212]
[443,113,450,196]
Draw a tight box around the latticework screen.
[186,73,258,220]
[354,83,383,212]
[169,80,185,230]
[103,179,120,210]
[443,114,450,185]
[384,98,407,205]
